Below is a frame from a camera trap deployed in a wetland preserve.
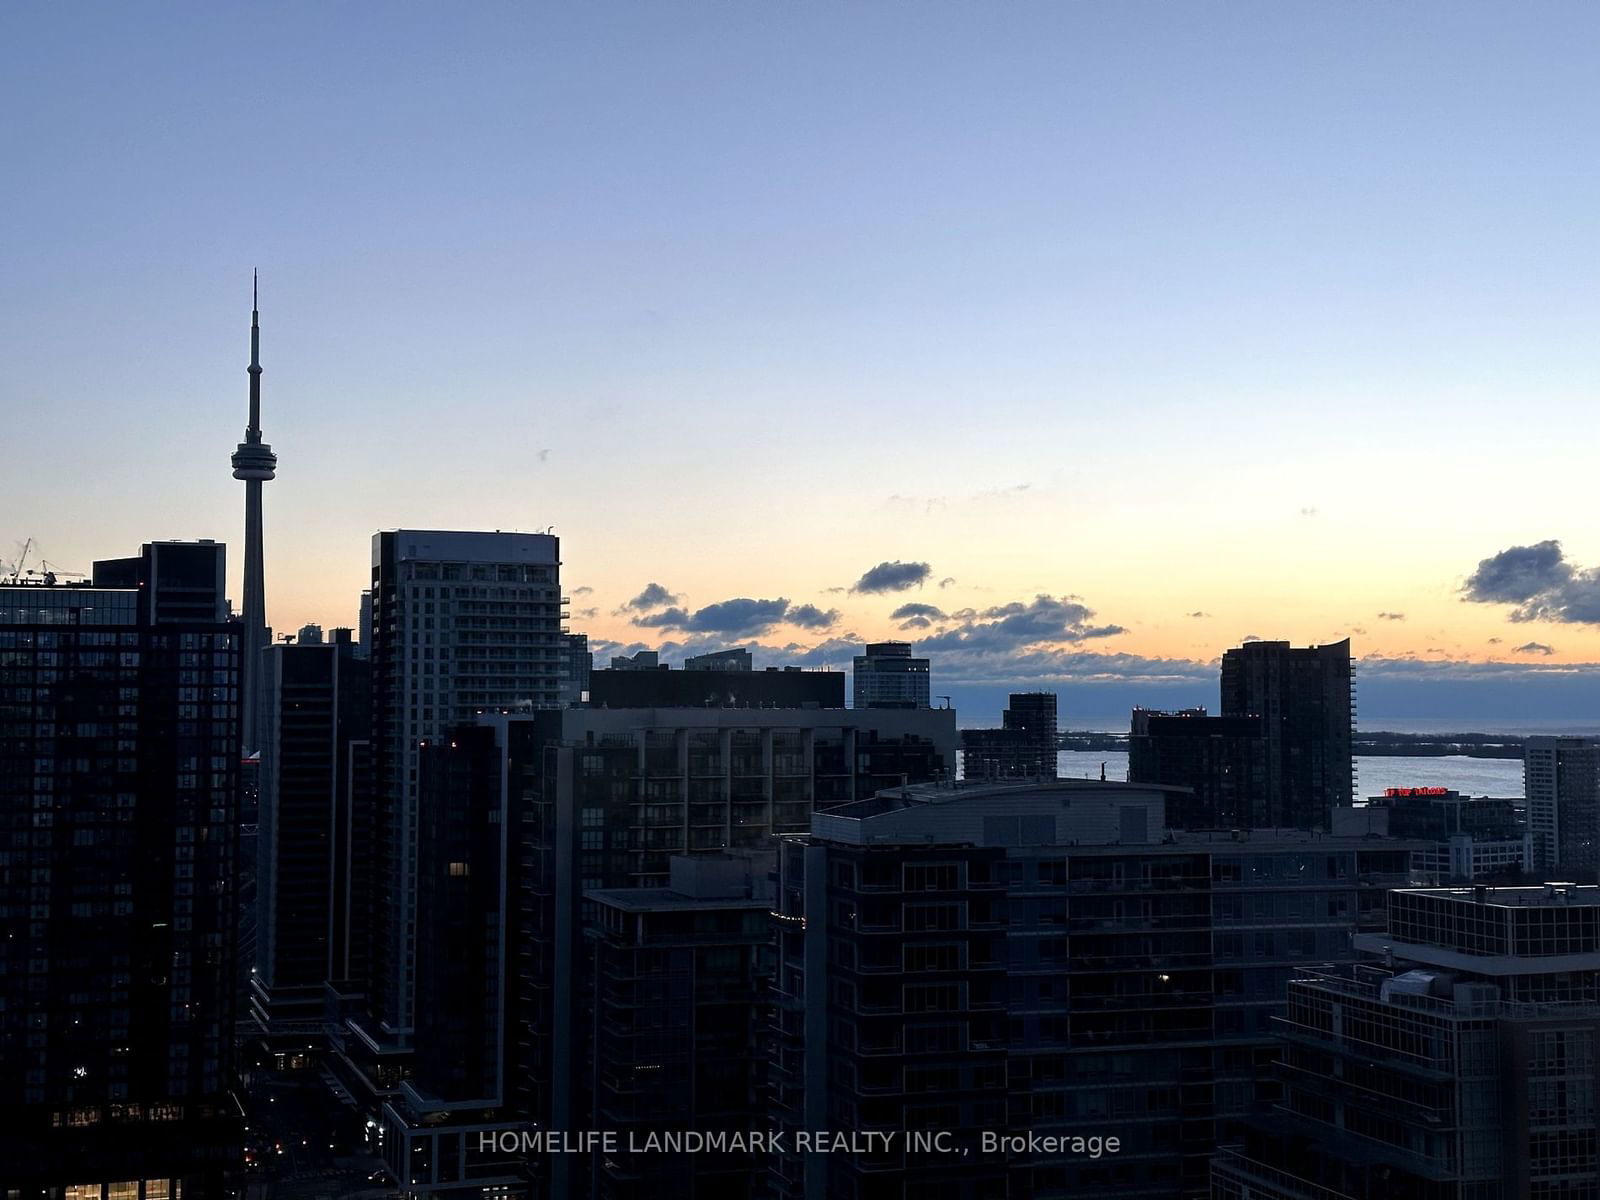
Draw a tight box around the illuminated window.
[448,862,469,877]
[64,1187,101,1200]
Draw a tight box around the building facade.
[769,780,1421,1200]
[852,642,931,710]
[381,705,957,1197]
[349,531,566,1104]
[586,854,775,1200]
[1128,708,1269,829]
[588,664,844,710]
[1524,736,1600,879]
[252,636,371,1060]
[1214,884,1600,1200]
[0,542,242,1196]
[1218,639,1354,830]
[961,692,1058,781]
[561,632,591,707]
[1360,788,1530,882]
[684,648,753,672]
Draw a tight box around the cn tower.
[231,273,276,757]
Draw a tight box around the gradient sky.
[6,2,1600,718]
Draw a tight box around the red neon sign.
[1384,787,1450,797]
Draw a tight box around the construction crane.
[936,695,952,709]
[4,538,34,584]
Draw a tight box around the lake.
[1054,750,1525,798]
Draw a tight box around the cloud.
[1488,637,1503,645]
[1242,634,1262,643]
[633,597,791,636]
[938,577,956,589]
[573,585,594,596]
[890,602,945,622]
[1459,541,1600,623]
[1300,507,1318,518]
[974,483,1031,500]
[1378,612,1406,621]
[620,582,682,612]
[786,603,840,630]
[898,616,934,630]
[631,607,692,629]
[920,645,1213,688]
[632,597,837,637]
[1514,641,1556,656]
[887,494,948,514]
[537,448,551,462]
[1185,611,1211,619]
[576,606,598,619]
[915,594,1125,654]
[850,561,933,594]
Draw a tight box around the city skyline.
[7,3,1600,716]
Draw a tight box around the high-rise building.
[1524,735,1600,878]
[350,531,565,1090]
[1219,639,1353,830]
[0,542,242,1196]
[251,635,371,1060]
[358,589,374,660]
[768,779,1421,1200]
[560,631,591,706]
[587,853,775,1200]
[961,691,1058,780]
[1214,884,1600,1200]
[230,275,276,757]
[1129,708,1269,829]
[379,705,957,1197]
[851,641,930,709]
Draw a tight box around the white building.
[1524,735,1600,876]
[363,529,566,1041]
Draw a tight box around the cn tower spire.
[232,273,277,757]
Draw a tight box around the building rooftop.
[824,777,1187,821]
[585,888,769,913]
[1393,883,1600,908]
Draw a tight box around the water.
[1053,716,1599,738]
[1055,751,1525,798]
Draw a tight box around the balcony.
[1211,1149,1358,1200]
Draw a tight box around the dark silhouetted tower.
[231,273,276,756]
[1219,638,1353,829]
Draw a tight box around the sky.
[5,2,1600,722]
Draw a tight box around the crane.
[4,538,34,584]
